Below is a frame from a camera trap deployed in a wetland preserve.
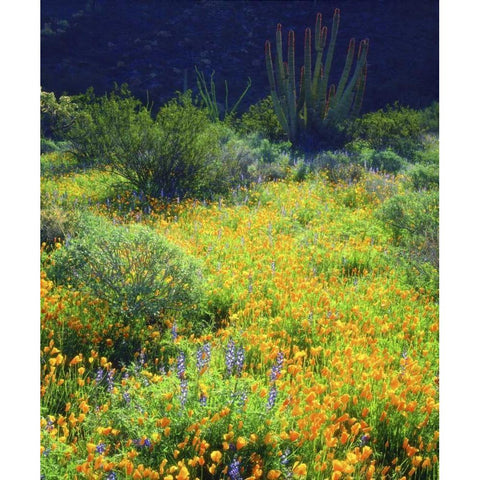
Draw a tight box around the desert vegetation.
[40,7,439,480]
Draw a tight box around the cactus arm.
[313,26,328,116]
[324,84,336,118]
[351,46,368,117]
[323,9,341,80]
[298,65,307,129]
[265,40,277,95]
[304,28,313,109]
[328,38,369,122]
[298,65,306,113]
[276,24,287,99]
[312,21,327,99]
[271,90,290,134]
[286,30,297,140]
[333,38,356,102]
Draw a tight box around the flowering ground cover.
[41,158,438,479]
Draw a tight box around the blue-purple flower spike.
[235,345,245,376]
[228,457,243,480]
[267,384,278,410]
[226,339,236,377]
[270,351,284,382]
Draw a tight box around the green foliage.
[346,103,425,159]
[377,190,439,295]
[40,192,82,245]
[67,87,226,199]
[195,67,251,122]
[407,163,439,191]
[41,89,78,139]
[217,131,292,185]
[418,101,439,133]
[48,214,208,334]
[370,149,406,174]
[235,96,287,142]
[265,9,369,143]
[66,85,153,166]
[413,136,439,166]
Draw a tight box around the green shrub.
[377,190,439,295]
[66,85,156,167]
[40,138,60,154]
[48,214,208,330]
[217,132,292,186]
[40,192,81,245]
[67,87,226,199]
[236,96,287,142]
[41,89,78,140]
[370,149,406,174]
[413,138,439,166]
[305,150,363,184]
[346,103,424,159]
[407,163,439,191]
[418,101,439,133]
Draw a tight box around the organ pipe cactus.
[265,9,369,142]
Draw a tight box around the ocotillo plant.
[265,9,369,143]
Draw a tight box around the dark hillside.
[41,0,438,113]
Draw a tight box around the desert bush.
[66,85,154,166]
[413,137,439,166]
[217,132,292,186]
[370,149,407,174]
[67,87,226,199]
[41,89,78,140]
[40,192,81,245]
[48,214,208,331]
[377,190,439,295]
[418,101,439,133]
[407,163,439,191]
[306,150,364,184]
[346,103,424,159]
[236,96,287,142]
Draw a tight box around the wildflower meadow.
[36,4,442,478]
[40,160,439,479]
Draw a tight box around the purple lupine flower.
[270,352,284,382]
[199,392,207,406]
[95,368,104,385]
[123,391,131,405]
[180,378,188,407]
[96,443,106,454]
[106,472,117,480]
[45,418,54,431]
[106,370,114,393]
[280,447,291,465]
[177,351,186,379]
[143,438,152,448]
[225,339,236,377]
[359,434,370,447]
[196,343,211,371]
[228,457,243,480]
[235,345,245,376]
[266,385,278,411]
[171,322,178,341]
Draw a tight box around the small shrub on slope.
[378,189,439,295]
[67,87,225,199]
[48,213,207,334]
[346,103,424,159]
